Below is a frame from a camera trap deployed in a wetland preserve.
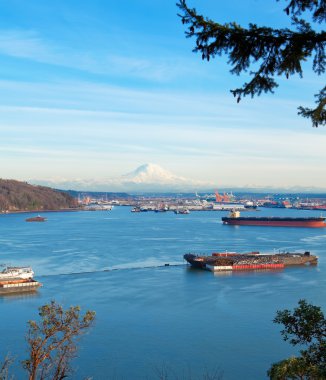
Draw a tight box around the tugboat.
[26,215,47,222]
[174,209,190,214]
[154,205,169,212]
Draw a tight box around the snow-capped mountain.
[122,163,188,184]
[29,164,326,193]
[30,163,213,192]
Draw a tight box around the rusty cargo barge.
[184,251,318,272]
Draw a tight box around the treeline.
[66,189,129,199]
[0,179,78,212]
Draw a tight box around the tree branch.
[177,0,326,127]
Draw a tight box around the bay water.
[0,207,325,379]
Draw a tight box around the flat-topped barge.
[184,251,318,272]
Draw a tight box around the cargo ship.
[0,265,41,294]
[184,251,318,272]
[222,210,326,227]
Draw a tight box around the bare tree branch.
[22,300,95,380]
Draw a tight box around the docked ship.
[0,265,41,294]
[184,251,318,272]
[174,209,190,214]
[222,210,326,227]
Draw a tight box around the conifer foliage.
[268,299,326,379]
[177,0,325,127]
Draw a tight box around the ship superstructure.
[0,266,34,279]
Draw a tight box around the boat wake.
[38,263,186,278]
[301,234,326,242]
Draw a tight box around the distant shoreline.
[0,208,81,215]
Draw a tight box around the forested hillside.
[0,179,78,212]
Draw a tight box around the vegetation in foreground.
[0,301,95,380]
[268,299,325,379]
[0,179,77,212]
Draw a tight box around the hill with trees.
[0,179,78,212]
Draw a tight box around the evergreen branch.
[177,0,326,127]
[298,86,326,127]
[177,0,325,76]
[278,0,326,23]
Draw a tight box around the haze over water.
[1,207,326,379]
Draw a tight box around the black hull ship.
[221,211,326,227]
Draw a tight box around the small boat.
[154,204,169,212]
[244,201,257,209]
[26,215,47,222]
[174,209,190,214]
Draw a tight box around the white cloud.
[0,29,197,82]
[0,78,325,187]
[0,30,54,60]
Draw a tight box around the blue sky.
[0,0,325,189]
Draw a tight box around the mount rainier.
[31,163,213,192]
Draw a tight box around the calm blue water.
[0,207,325,379]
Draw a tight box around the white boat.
[0,266,34,280]
[174,209,190,214]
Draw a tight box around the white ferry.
[0,266,34,280]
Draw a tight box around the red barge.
[222,211,326,227]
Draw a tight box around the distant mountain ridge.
[30,163,326,193]
[0,179,77,212]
